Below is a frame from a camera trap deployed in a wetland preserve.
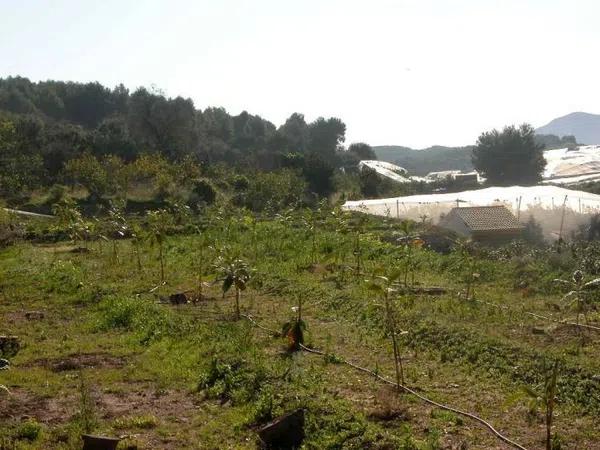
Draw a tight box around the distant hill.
[375,134,579,176]
[536,112,600,145]
[373,145,474,176]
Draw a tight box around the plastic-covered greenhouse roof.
[344,186,600,212]
[544,145,600,179]
[358,160,413,183]
[343,185,600,239]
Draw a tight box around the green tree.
[348,142,376,160]
[366,271,407,390]
[216,255,252,320]
[52,198,87,246]
[553,270,600,343]
[277,113,309,153]
[146,209,174,282]
[0,117,45,199]
[64,152,109,201]
[359,166,381,197]
[472,124,546,185]
[189,179,217,208]
[234,169,305,212]
[307,117,346,165]
[302,153,335,197]
[127,87,197,160]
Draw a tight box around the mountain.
[536,112,600,145]
[373,145,474,175]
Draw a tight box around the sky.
[1,0,599,148]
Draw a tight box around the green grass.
[1,211,600,449]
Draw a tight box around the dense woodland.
[0,76,383,206]
[1,76,588,214]
[2,76,582,212]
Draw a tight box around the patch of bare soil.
[550,323,589,340]
[98,385,198,419]
[366,386,412,422]
[36,244,81,253]
[1,383,202,448]
[4,310,46,324]
[25,352,127,372]
[0,388,73,424]
[98,385,201,449]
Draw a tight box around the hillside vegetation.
[374,135,578,177]
[0,76,376,204]
[373,146,474,175]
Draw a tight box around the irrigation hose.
[470,297,600,332]
[241,314,529,450]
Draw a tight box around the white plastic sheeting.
[358,160,411,183]
[542,173,600,186]
[363,145,600,187]
[343,185,600,238]
[543,145,600,184]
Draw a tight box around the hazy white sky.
[1,0,599,148]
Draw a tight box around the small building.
[439,206,524,242]
[452,172,479,187]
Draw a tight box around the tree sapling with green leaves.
[366,270,408,391]
[507,360,560,450]
[52,198,88,248]
[146,209,173,283]
[553,269,600,342]
[215,255,252,320]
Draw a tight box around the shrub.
[0,208,24,248]
[250,389,278,424]
[95,296,183,344]
[231,174,250,192]
[15,419,42,441]
[198,356,267,404]
[42,260,83,294]
[233,169,306,212]
[46,184,68,205]
[189,178,217,207]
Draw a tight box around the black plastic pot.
[81,434,121,450]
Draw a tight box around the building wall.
[440,211,524,242]
[439,212,472,237]
[471,229,523,243]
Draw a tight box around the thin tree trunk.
[384,293,404,391]
[159,243,164,282]
[312,226,316,264]
[197,244,204,303]
[235,288,241,319]
[390,330,404,390]
[404,246,412,287]
[355,232,361,276]
[134,241,142,272]
[546,411,552,450]
[197,270,203,303]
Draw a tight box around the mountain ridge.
[536,112,600,145]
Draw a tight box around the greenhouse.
[343,185,600,239]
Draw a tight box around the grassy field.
[1,210,599,449]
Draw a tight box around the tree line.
[0,76,375,201]
[0,76,572,206]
